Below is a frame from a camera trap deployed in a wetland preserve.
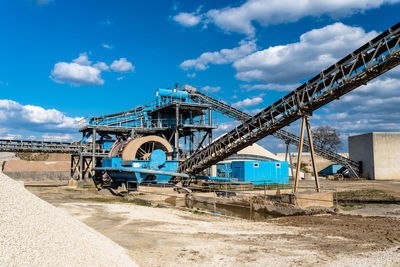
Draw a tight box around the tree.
[312,126,342,152]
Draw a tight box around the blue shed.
[231,161,289,185]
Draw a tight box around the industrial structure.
[0,22,399,190]
[349,132,400,180]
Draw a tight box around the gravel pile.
[0,152,19,162]
[0,172,137,267]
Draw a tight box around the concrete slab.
[293,191,333,208]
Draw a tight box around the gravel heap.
[0,152,19,162]
[0,172,137,267]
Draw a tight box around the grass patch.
[336,189,400,203]
[187,209,205,215]
[76,197,151,206]
[63,187,80,192]
[339,203,365,211]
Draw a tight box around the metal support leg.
[294,116,306,193]
[79,153,83,180]
[285,143,289,162]
[285,143,295,178]
[92,128,96,178]
[175,104,179,160]
[305,116,321,192]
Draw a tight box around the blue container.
[319,164,343,175]
[156,89,188,106]
[231,161,289,184]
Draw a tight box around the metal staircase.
[179,22,400,176]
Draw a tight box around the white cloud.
[102,43,112,49]
[234,23,378,83]
[117,76,125,81]
[99,20,112,26]
[93,61,109,71]
[51,62,104,86]
[186,73,196,78]
[72,52,91,66]
[248,108,263,115]
[309,74,400,143]
[202,86,221,93]
[42,133,75,141]
[51,53,134,86]
[241,83,299,92]
[173,12,202,27]
[0,99,83,133]
[110,58,135,72]
[233,96,263,108]
[187,0,400,36]
[180,39,257,71]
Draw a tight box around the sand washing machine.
[95,135,189,191]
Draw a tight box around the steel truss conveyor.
[179,22,400,176]
[186,89,360,177]
[0,139,88,153]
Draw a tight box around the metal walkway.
[179,22,400,176]
[0,139,87,153]
[186,89,360,176]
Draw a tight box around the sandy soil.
[27,185,400,267]
[3,159,70,172]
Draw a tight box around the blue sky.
[0,0,400,152]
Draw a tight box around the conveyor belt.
[180,22,400,176]
[187,90,360,177]
[0,139,87,153]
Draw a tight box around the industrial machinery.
[184,86,361,177]
[178,21,400,179]
[1,22,399,191]
[95,144,188,191]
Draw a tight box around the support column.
[285,143,295,178]
[175,104,179,160]
[79,152,83,180]
[92,128,96,177]
[294,116,306,193]
[305,116,321,192]
[208,109,213,145]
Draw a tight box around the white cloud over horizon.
[0,99,83,135]
[173,0,400,36]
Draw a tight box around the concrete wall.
[1,159,70,181]
[349,133,374,179]
[4,171,70,181]
[349,132,400,180]
[372,132,400,180]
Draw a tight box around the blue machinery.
[1,22,396,190]
[72,22,400,190]
[88,86,290,190]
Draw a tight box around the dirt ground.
[26,179,400,267]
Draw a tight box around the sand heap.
[0,172,137,267]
